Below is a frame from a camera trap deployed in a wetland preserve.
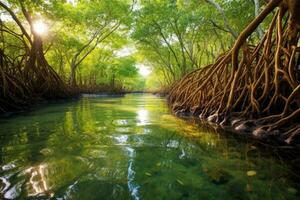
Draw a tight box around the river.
[0,94,298,199]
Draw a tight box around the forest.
[0,0,300,199]
[0,0,267,109]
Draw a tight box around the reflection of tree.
[0,94,297,199]
[27,124,47,163]
[25,164,52,197]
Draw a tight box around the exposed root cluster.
[0,39,71,113]
[0,2,73,114]
[168,0,300,144]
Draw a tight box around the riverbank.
[173,108,300,146]
[0,84,128,116]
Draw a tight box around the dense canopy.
[0,0,263,94]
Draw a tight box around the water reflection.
[126,147,140,200]
[136,109,148,126]
[0,94,298,199]
[114,135,128,144]
[25,164,52,197]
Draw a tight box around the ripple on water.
[1,163,16,172]
[61,179,131,199]
[112,119,129,126]
[96,126,107,131]
[113,135,128,145]
[0,94,298,199]
[115,127,132,133]
[0,177,11,194]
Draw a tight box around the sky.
[137,64,151,77]
[67,0,76,6]
[115,46,152,77]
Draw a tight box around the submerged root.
[168,0,300,144]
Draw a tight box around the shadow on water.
[0,94,299,199]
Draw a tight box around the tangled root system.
[168,0,300,144]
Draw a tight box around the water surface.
[0,94,298,199]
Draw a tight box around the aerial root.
[0,39,72,113]
[168,1,300,144]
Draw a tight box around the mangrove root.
[168,0,300,144]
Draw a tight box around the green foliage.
[1,0,268,91]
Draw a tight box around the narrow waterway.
[0,94,298,199]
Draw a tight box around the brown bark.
[168,0,300,144]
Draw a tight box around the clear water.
[0,94,298,200]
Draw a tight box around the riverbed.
[0,94,298,199]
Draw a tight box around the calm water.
[0,94,298,199]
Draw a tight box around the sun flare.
[138,65,151,77]
[33,20,48,35]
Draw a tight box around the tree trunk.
[69,62,77,87]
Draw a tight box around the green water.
[0,94,298,199]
